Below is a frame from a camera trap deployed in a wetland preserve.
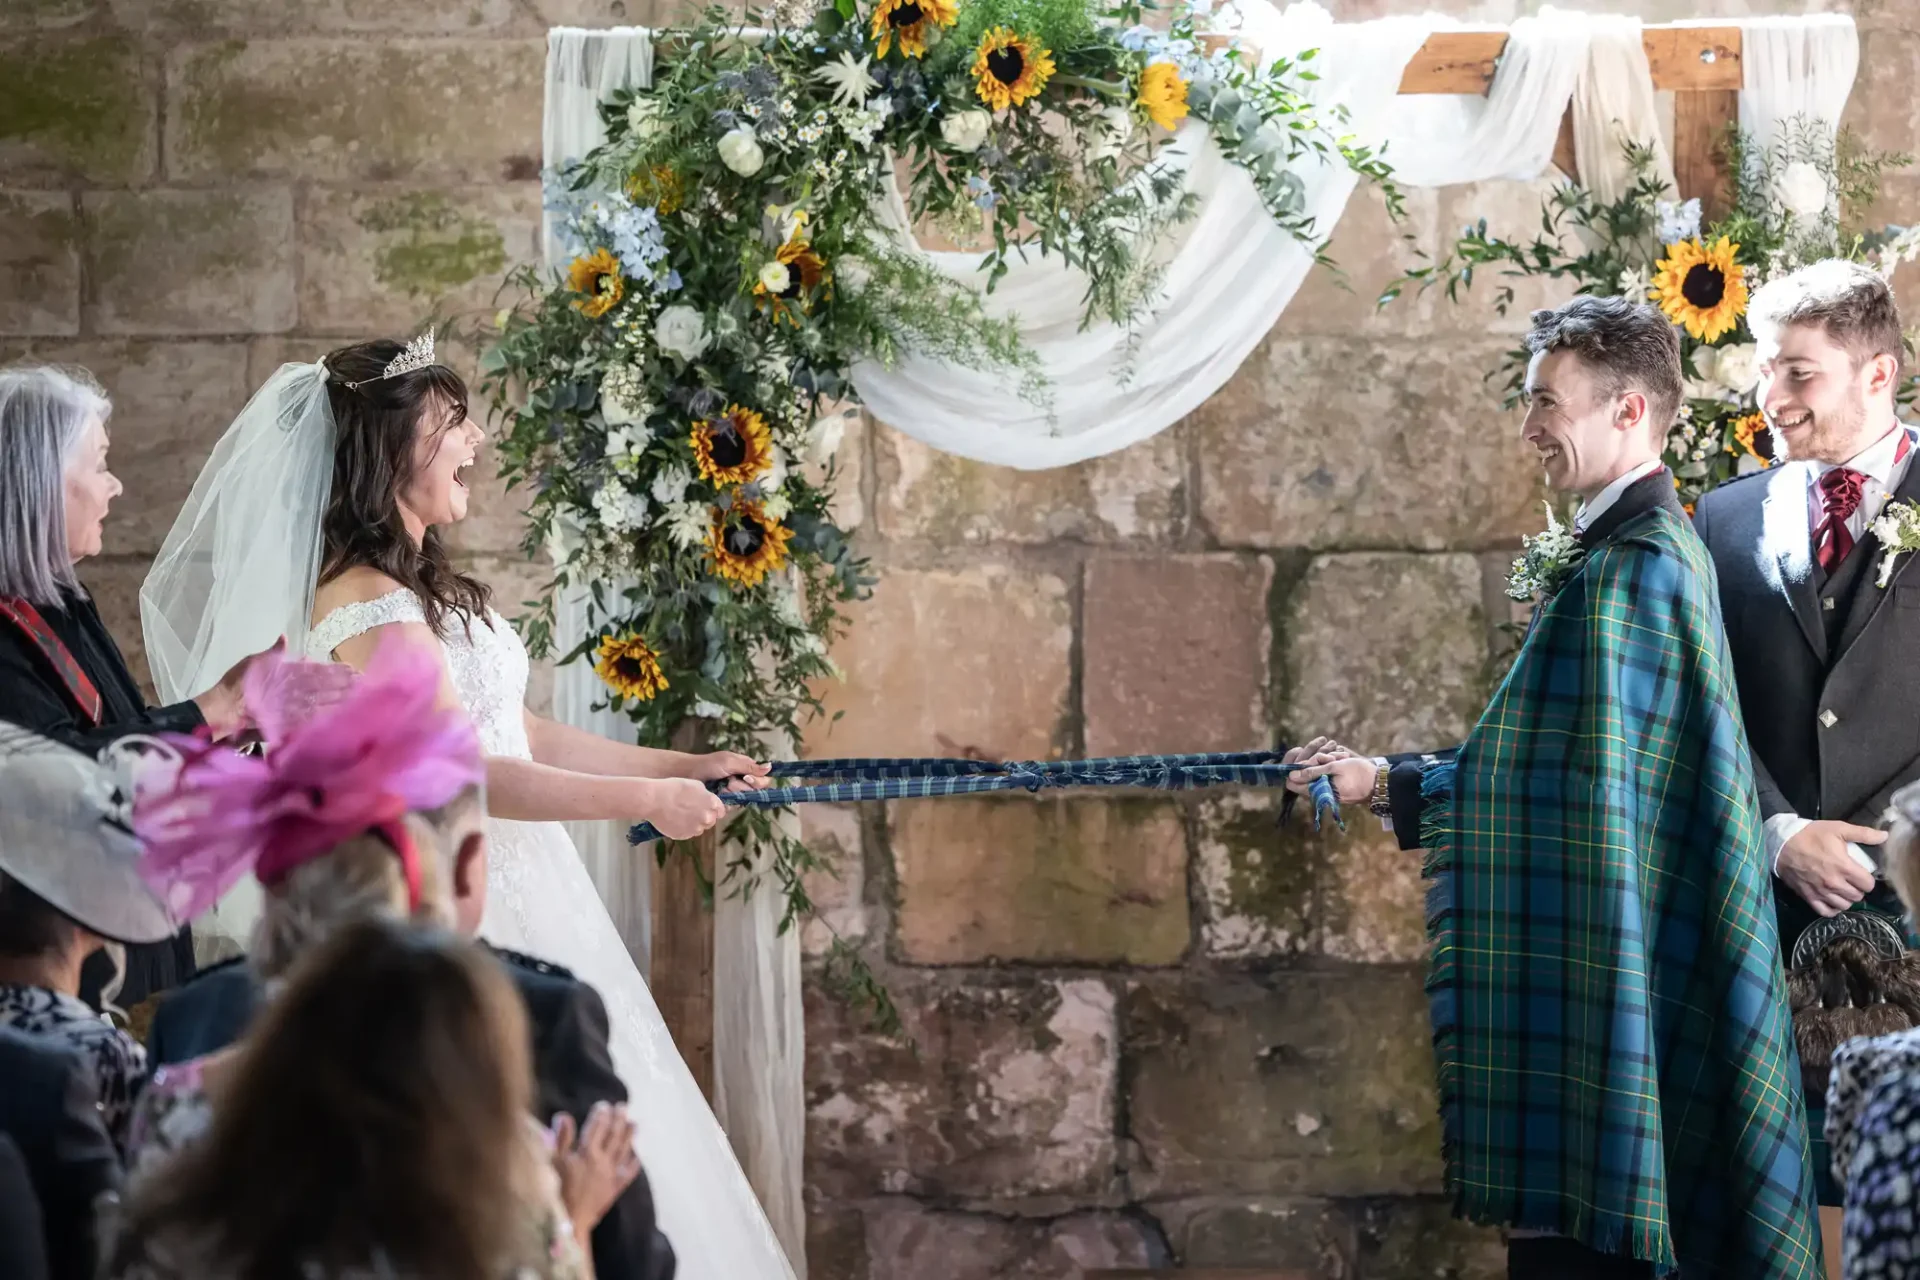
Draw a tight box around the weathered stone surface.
[1193,336,1543,550]
[527,0,708,25]
[805,406,867,532]
[807,975,1119,1204]
[0,0,101,30]
[299,186,538,334]
[0,36,155,182]
[891,795,1189,966]
[1082,554,1270,756]
[83,190,296,335]
[1151,1197,1351,1272]
[77,556,159,698]
[1125,970,1441,1199]
[1277,184,1431,340]
[1194,791,1312,958]
[808,565,1072,761]
[12,340,253,559]
[1427,179,1581,337]
[854,1201,1157,1279]
[107,0,523,31]
[1282,552,1488,756]
[1847,27,1919,156]
[167,39,543,183]
[1319,817,1428,965]
[0,191,79,335]
[1353,1198,1506,1280]
[873,421,1187,544]
[799,804,867,958]
[804,1200,870,1280]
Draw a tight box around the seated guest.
[0,365,273,1004]
[0,725,181,1151]
[0,1133,51,1280]
[108,918,637,1280]
[135,640,673,1280]
[0,1025,121,1280]
[1825,781,1920,1277]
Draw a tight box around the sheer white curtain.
[1737,13,1859,216]
[545,27,809,1275]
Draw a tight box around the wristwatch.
[1367,757,1392,818]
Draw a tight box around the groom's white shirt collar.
[1574,458,1665,535]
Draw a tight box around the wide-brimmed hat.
[0,725,177,945]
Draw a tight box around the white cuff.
[1765,814,1811,878]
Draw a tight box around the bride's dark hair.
[319,339,489,635]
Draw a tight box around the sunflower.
[595,633,669,701]
[753,235,829,327]
[567,248,624,319]
[870,0,956,58]
[691,405,775,486]
[1137,62,1189,131]
[1727,410,1776,466]
[1649,236,1748,343]
[625,164,684,215]
[971,28,1054,112]
[707,498,794,589]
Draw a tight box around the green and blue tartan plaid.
[1422,505,1821,1277]
[627,751,1339,844]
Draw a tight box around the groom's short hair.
[1524,295,1683,433]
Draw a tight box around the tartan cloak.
[1421,503,1820,1277]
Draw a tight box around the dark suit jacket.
[1691,445,1920,951]
[147,947,675,1280]
[1382,468,1690,849]
[0,1026,121,1280]
[0,1133,52,1280]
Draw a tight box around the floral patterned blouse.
[116,1059,589,1280]
[0,982,146,1153]
[1827,1028,1920,1277]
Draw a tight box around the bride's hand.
[687,751,773,793]
[642,777,727,839]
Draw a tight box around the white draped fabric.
[539,8,1855,1261]
[544,26,809,1276]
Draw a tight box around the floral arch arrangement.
[481,0,1396,1009]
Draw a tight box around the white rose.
[627,96,666,139]
[939,109,991,154]
[1086,104,1134,162]
[761,444,789,494]
[717,128,765,176]
[1778,160,1829,220]
[835,255,872,296]
[758,261,792,294]
[1709,342,1759,394]
[806,411,847,465]
[654,305,711,362]
[600,379,649,427]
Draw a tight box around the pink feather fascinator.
[133,637,484,922]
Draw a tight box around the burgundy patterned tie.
[1815,467,1866,573]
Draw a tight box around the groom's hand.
[1283,737,1376,805]
[1778,820,1885,917]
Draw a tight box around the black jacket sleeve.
[0,627,203,754]
[37,1051,122,1280]
[1384,747,1459,852]
[521,972,676,1280]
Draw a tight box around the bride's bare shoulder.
[312,567,411,619]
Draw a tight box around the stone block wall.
[4,0,1918,1276]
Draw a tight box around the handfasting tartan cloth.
[1421,505,1820,1277]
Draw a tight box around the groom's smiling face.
[1521,348,1643,501]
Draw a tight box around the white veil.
[139,360,336,963]
[140,362,336,705]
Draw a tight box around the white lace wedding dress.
[308,590,795,1280]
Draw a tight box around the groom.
[1294,296,1819,1279]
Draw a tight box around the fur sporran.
[1788,915,1920,1103]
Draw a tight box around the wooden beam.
[1398,25,1742,95]
[1672,88,1740,220]
[1551,105,1577,180]
[653,722,717,1099]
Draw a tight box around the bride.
[139,335,798,1280]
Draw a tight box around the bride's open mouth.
[455,458,475,490]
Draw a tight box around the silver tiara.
[343,328,436,389]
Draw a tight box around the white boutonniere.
[1506,503,1587,602]
[1869,498,1920,588]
